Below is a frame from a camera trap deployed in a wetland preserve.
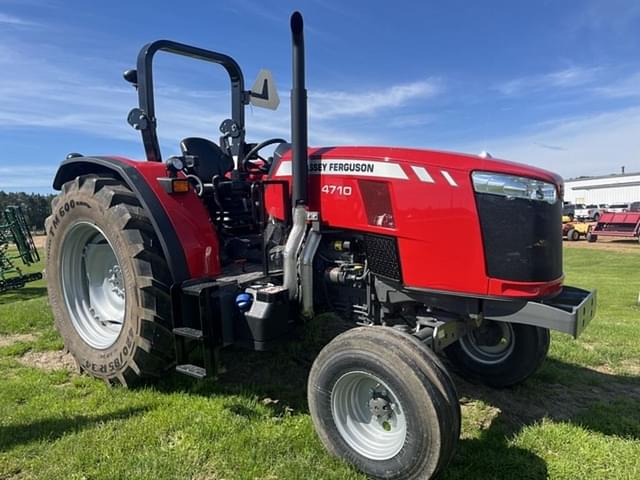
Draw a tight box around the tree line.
[0,191,55,233]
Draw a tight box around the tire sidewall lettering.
[81,328,135,374]
[48,198,87,239]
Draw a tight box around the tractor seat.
[180,137,234,181]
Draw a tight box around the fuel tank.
[266,146,564,300]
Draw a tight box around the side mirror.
[249,69,280,110]
[123,69,138,88]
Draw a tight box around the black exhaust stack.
[282,11,309,299]
[290,11,308,206]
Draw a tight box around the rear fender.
[52,156,221,283]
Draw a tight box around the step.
[173,327,204,340]
[181,281,219,296]
[176,364,207,379]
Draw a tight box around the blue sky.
[1,0,639,193]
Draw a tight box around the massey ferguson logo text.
[275,159,409,179]
[309,161,374,174]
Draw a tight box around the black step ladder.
[171,279,233,379]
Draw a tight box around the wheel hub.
[107,265,125,299]
[474,322,503,346]
[331,371,407,460]
[459,321,515,365]
[368,391,392,421]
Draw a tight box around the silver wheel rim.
[331,371,407,461]
[459,321,515,365]
[61,222,125,349]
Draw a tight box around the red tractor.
[45,12,597,480]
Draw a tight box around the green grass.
[1,247,639,479]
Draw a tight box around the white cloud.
[496,66,600,96]
[572,0,640,34]
[456,106,640,178]
[309,80,440,120]
[591,71,640,99]
[0,12,37,26]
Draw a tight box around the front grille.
[363,234,401,281]
[475,193,562,282]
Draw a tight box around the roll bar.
[131,40,247,162]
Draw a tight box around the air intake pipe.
[282,11,309,300]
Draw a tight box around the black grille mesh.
[364,234,401,281]
[475,193,562,282]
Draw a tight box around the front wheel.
[308,327,460,480]
[444,321,549,388]
[567,228,579,241]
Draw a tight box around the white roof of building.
[565,171,640,187]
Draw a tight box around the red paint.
[266,146,564,299]
[113,158,221,279]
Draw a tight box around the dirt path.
[32,235,46,249]
[18,350,77,372]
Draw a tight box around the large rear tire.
[445,321,549,388]
[308,327,460,480]
[45,175,175,386]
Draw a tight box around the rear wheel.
[567,228,579,241]
[308,327,460,480]
[46,175,174,386]
[445,321,549,388]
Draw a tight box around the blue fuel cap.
[235,292,253,311]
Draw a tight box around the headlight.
[471,171,557,204]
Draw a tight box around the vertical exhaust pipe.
[283,11,309,300]
[290,11,308,206]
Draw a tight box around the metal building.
[564,172,640,205]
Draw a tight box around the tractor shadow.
[155,313,350,416]
[155,317,640,478]
[0,406,149,452]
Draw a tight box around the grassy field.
[0,245,639,479]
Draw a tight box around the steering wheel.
[242,138,287,172]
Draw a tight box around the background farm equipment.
[562,216,592,241]
[0,206,42,292]
[588,211,640,243]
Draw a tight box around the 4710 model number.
[321,185,352,196]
